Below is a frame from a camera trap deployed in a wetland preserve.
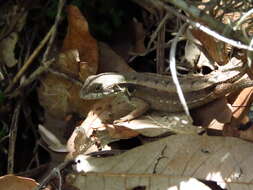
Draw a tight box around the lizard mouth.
[80,85,121,100]
[81,92,112,99]
[80,88,116,99]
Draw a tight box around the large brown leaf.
[70,135,253,190]
[61,5,98,81]
[38,5,98,119]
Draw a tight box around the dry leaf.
[0,33,18,67]
[70,135,253,190]
[104,124,139,139]
[221,87,253,136]
[118,112,202,137]
[228,87,253,124]
[38,124,67,152]
[38,5,99,119]
[131,19,146,54]
[98,42,135,73]
[67,126,98,159]
[0,175,48,190]
[66,96,140,156]
[38,71,96,119]
[61,5,98,81]
[184,39,201,68]
[67,95,202,157]
[191,97,233,127]
[192,86,253,137]
[190,28,228,65]
[224,87,253,139]
[0,4,27,68]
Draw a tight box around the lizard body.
[81,60,245,98]
[80,63,252,121]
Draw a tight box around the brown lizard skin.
[80,62,253,116]
[81,60,245,96]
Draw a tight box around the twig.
[47,68,83,87]
[9,63,83,98]
[160,0,249,44]
[4,27,54,93]
[133,0,253,51]
[5,0,66,94]
[247,37,253,74]
[0,135,9,144]
[157,0,253,50]
[34,160,74,190]
[42,0,66,63]
[128,37,178,63]
[23,27,38,63]
[7,101,22,174]
[156,20,166,74]
[147,13,171,50]
[192,22,253,51]
[8,58,55,98]
[26,141,41,170]
[234,8,253,30]
[15,163,49,178]
[164,0,253,51]
[168,23,192,121]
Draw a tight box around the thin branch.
[192,22,253,51]
[247,37,253,73]
[15,163,49,178]
[4,26,54,93]
[169,23,192,121]
[42,0,66,63]
[8,58,55,98]
[150,0,253,51]
[160,0,249,44]
[34,160,74,190]
[156,21,166,74]
[23,59,55,86]
[0,135,9,145]
[128,38,178,63]
[234,8,253,30]
[7,101,22,174]
[47,68,83,87]
[5,0,66,94]
[147,13,171,49]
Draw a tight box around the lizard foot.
[113,117,132,124]
[113,97,149,124]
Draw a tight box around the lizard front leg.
[114,97,149,123]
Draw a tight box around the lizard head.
[80,73,126,99]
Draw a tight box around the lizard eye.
[94,85,102,92]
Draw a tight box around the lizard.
[79,61,253,122]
